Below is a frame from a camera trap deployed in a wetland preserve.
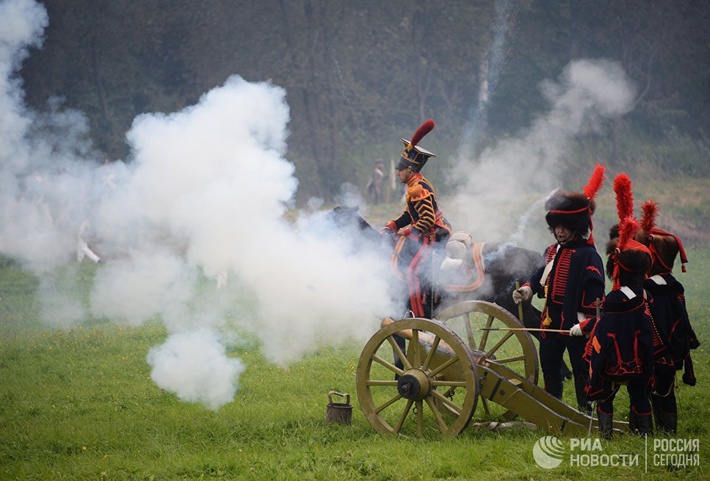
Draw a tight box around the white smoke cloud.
[446,58,637,249]
[0,0,47,178]
[0,0,398,409]
[147,329,246,410]
[1,0,639,410]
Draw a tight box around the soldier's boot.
[628,410,638,434]
[544,377,563,399]
[597,411,613,440]
[663,412,678,435]
[635,412,654,437]
[651,396,666,433]
[562,361,573,380]
[574,377,592,415]
[393,333,406,379]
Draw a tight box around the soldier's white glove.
[570,324,584,336]
[512,285,532,305]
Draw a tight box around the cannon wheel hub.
[397,369,430,401]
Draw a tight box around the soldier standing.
[586,216,656,438]
[512,164,606,414]
[366,160,386,205]
[637,200,699,434]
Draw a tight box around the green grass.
[1,250,709,480]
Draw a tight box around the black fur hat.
[606,217,652,288]
[608,224,619,240]
[544,191,595,237]
[544,163,605,243]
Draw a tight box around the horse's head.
[328,206,386,246]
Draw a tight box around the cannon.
[356,300,627,437]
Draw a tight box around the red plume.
[613,173,634,221]
[583,163,606,201]
[409,119,435,148]
[640,200,658,234]
[618,216,639,251]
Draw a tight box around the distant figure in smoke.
[366,160,386,205]
[383,119,452,319]
[512,164,606,414]
[76,220,101,264]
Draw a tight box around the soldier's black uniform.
[585,285,657,437]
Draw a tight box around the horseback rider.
[383,119,452,319]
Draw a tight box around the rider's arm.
[390,211,412,230]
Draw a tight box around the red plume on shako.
[605,173,652,289]
[607,172,634,241]
[613,173,634,221]
[396,119,436,173]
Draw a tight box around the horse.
[327,206,543,327]
[328,205,573,380]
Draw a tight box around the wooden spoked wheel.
[356,318,479,437]
[436,300,539,420]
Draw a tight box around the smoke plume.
[446,58,637,249]
[0,0,398,409]
[147,329,246,410]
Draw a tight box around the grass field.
[1,248,708,480]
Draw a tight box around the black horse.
[327,206,543,327]
[328,206,573,380]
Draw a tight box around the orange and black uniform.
[389,172,451,318]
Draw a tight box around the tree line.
[21,0,710,202]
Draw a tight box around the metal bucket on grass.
[326,390,352,425]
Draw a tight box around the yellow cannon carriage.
[356,300,627,437]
